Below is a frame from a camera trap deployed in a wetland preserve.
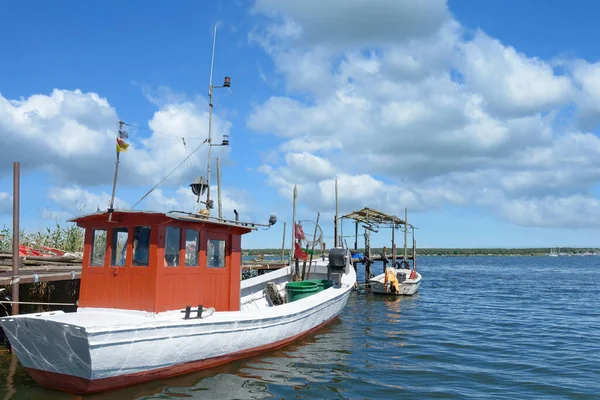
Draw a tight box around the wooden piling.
[382,246,388,273]
[303,212,320,280]
[280,222,286,261]
[391,224,396,267]
[413,238,417,271]
[403,208,408,263]
[364,230,371,283]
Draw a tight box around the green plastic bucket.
[285,281,319,302]
[305,279,334,290]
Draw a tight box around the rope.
[132,139,208,209]
[297,220,323,249]
[181,138,196,184]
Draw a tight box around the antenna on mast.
[192,23,231,216]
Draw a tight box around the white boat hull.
[369,268,421,296]
[1,260,356,394]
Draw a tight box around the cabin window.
[90,229,107,266]
[207,239,226,268]
[132,226,151,266]
[110,227,129,267]
[185,229,199,266]
[165,226,181,267]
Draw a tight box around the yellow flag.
[116,137,129,152]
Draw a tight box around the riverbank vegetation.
[1,225,597,257]
[0,224,84,253]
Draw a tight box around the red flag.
[294,243,308,260]
[294,223,306,240]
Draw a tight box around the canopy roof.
[341,207,414,228]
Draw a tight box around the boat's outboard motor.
[327,247,347,285]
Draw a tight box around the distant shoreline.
[244,248,600,257]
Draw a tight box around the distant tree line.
[245,247,600,257]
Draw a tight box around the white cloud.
[569,60,600,129]
[0,193,11,215]
[284,152,336,182]
[495,194,600,228]
[0,88,231,189]
[40,208,73,222]
[0,89,118,185]
[48,185,127,215]
[251,0,449,48]
[247,0,600,229]
[458,31,574,117]
[41,182,255,226]
[129,185,254,222]
[142,189,180,211]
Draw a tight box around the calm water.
[0,256,599,399]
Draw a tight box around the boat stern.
[0,312,93,393]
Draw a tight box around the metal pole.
[404,208,408,263]
[12,162,20,316]
[281,222,287,261]
[217,157,222,219]
[334,178,338,247]
[354,220,358,250]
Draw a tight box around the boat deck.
[1,263,351,332]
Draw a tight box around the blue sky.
[1,0,600,249]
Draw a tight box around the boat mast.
[206,25,217,214]
[203,25,231,215]
[108,120,126,222]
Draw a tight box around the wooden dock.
[0,266,81,286]
[0,262,287,286]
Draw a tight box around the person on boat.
[384,266,399,293]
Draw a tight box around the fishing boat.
[369,209,421,296]
[0,209,355,394]
[369,264,422,296]
[342,207,422,296]
[0,26,356,394]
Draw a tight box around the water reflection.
[2,354,17,400]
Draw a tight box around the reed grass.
[0,223,84,253]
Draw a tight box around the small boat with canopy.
[342,207,421,296]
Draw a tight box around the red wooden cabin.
[70,211,254,314]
